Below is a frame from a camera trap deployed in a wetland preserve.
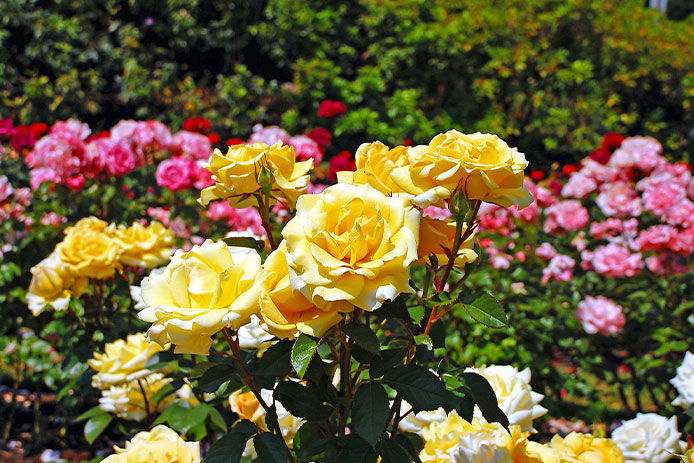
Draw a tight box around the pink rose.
[0,176,14,202]
[541,254,575,285]
[111,120,172,157]
[171,130,213,160]
[40,212,67,227]
[87,139,137,177]
[642,182,686,217]
[206,201,234,221]
[544,200,589,233]
[227,207,265,236]
[489,254,512,269]
[561,173,597,198]
[596,181,642,217]
[510,201,540,223]
[536,243,558,261]
[634,225,679,253]
[423,205,452,220]
[49,119,91,140]
[66,174,85,191]
[590,243,644,277]
[576,296,626,335]
[247,124,291,146]
[29,168,61,190]
[290,135,323,164]
[580,159,621,184]
[524,179,556,206]
[26,135,84,180]
[155,156,194,191]
[190,161,214,189]
[609,136,665,172]
[589,218,625,240]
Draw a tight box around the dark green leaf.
[207,407,229,433]
[342,323,380,354]
[377,438,413,463]
[223,236,265,252]
[373,295,408,319]
[190,361,217,379]
[292,334,319,379]
[407,305,425,324]
[254,432,291,463]
[461,372,509,428]
[351,382,389,445]
[84,413,112,444]
[256,339,293,378]
[75,406,105,422]
[337,436,378,463]
[204,420,257,463]
[274,381,332,421]
[383,365,448,412]
[394,433,424,462]
[265,405,281,435]
[294,422,329,460]
[370,348,407,378]
[198,365,237,393]
[463,293,507,328]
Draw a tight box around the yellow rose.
[199,142,313,208]
[88,333,167,390]
[281,183,420,312]
[108,221,175,268]
[98,373,174,422]
[102,425,200,463]
[337,141,410,195]
[138,240,261,355]
[417,216,477,266]
[258,242,345,339]
[26,252,88,315]
[544,432,625,463]
[390,130,533,208]
[229,390,266,424]
[56,216,121,278]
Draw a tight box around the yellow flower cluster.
[101,425,200,463]
[26,217,174,315]
[419,411,625,463]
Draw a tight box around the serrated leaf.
[207,407,228,433]
[460,372,509,429]
[204,420,257,463]
[342,323,380,353]
[463,293,506,327]
[254,432,291,463]
[292,334,319,379]
[414,334,432,351]
[337,436,379,463]
[84,413,112,444]
[351,382,389,445]
[256,339,293,378]
[408,305,425,324]
[274,381,332,421]
[383,365,448,412]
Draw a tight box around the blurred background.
[1,0,692,167]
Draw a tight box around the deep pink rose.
[290,135,323,164]
[589,243,644,277]
[155,156,194,191]
[317,100,347,118]
[596,181,642,217]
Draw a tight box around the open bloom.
[102,425,200,463]
[390,130,533,208]
[611,413,686,463]
[89,333,167,389]
[281,183,420,312]
[138,240,261,354]
[671,351,694,408]
[56,217,121,279]
[543,200,589,233]
[199,142,312,208]
[26,252,88,315]
[588,243,643,278]
[576,296,626,335]
[534,432,625,463]
[98,373,175,421]
[108,221,175,268]
[337,141,411,195]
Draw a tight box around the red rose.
[10,125,37,151]
[562,164,578,176]
[29,122,48,138]
[601,132,625,152]
[85,131,111,143]
[529,170,545,181]
[327,150,355,181]
[305,127,332,146]
[589,147,611,165]
[318,100,347,118]
[404,139,412,146]
[66,174,85,191]
[206,132,221,144]
[226,138,244,146]
[183,117,212,133]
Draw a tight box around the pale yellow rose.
[108,221,175,268]
[390,130,533,208]
[417,216,478,266]
[102,425,200,463]
[98,373,174,421]
[199,142,312,208]
[138,240,261,355]
[56,216,121,278]
[281,183,420,312]
[88,333,167,390]
[543,432,625,463]
[26,252,88,315]
[337,141,410,195]
[257,242,345,339]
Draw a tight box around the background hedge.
[1,0,693,165]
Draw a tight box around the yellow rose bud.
[417,216,477,266]
[101,425,200,463]
[138,240,261,355]
[108,221,175,268]
[26,252,88,315]
[544,432,625,463]
[199,142,312,208]
[229,390,266,424]
[281,183,420,312]
[88,333,167,390]
[56,216,121,279]
[390,130,533,209]
[258,243,345,339]
[337,141,410,195]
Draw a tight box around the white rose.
[455,427,513,463]
[671,351,694,408]
[237,315,275,354]
[611,413,686,463]
[465,365,547,433]
[398,401,447,435]
[98,373,173,421]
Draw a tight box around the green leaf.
[256,339,293,378]
[150,379,184,405]
[292,334,319,379]
[253,432,291,463]
[383,365,448,412]
[84,413,112,444]
[75,406,105,422]
[198,365,238,393]
[407,305,425,324]
[342,323,380,354]
[370,348,407,378]
[351,382,389,445]
[190,361,217,379]
[204,420,257,463]
[414,334,432,351]
[274,381,332,421]
[377,438,413,463]
[394,433,424,462]
[207,407,228,433]
[337,436,379,463]
[463,292,507,328]
[460,372,509,428]
[294,423,332,460]
[223,236,265,252]
[373,295,408,319]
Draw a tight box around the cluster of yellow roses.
[136,131,531,355]
[26,217,175,316]
[89,333,197,421]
